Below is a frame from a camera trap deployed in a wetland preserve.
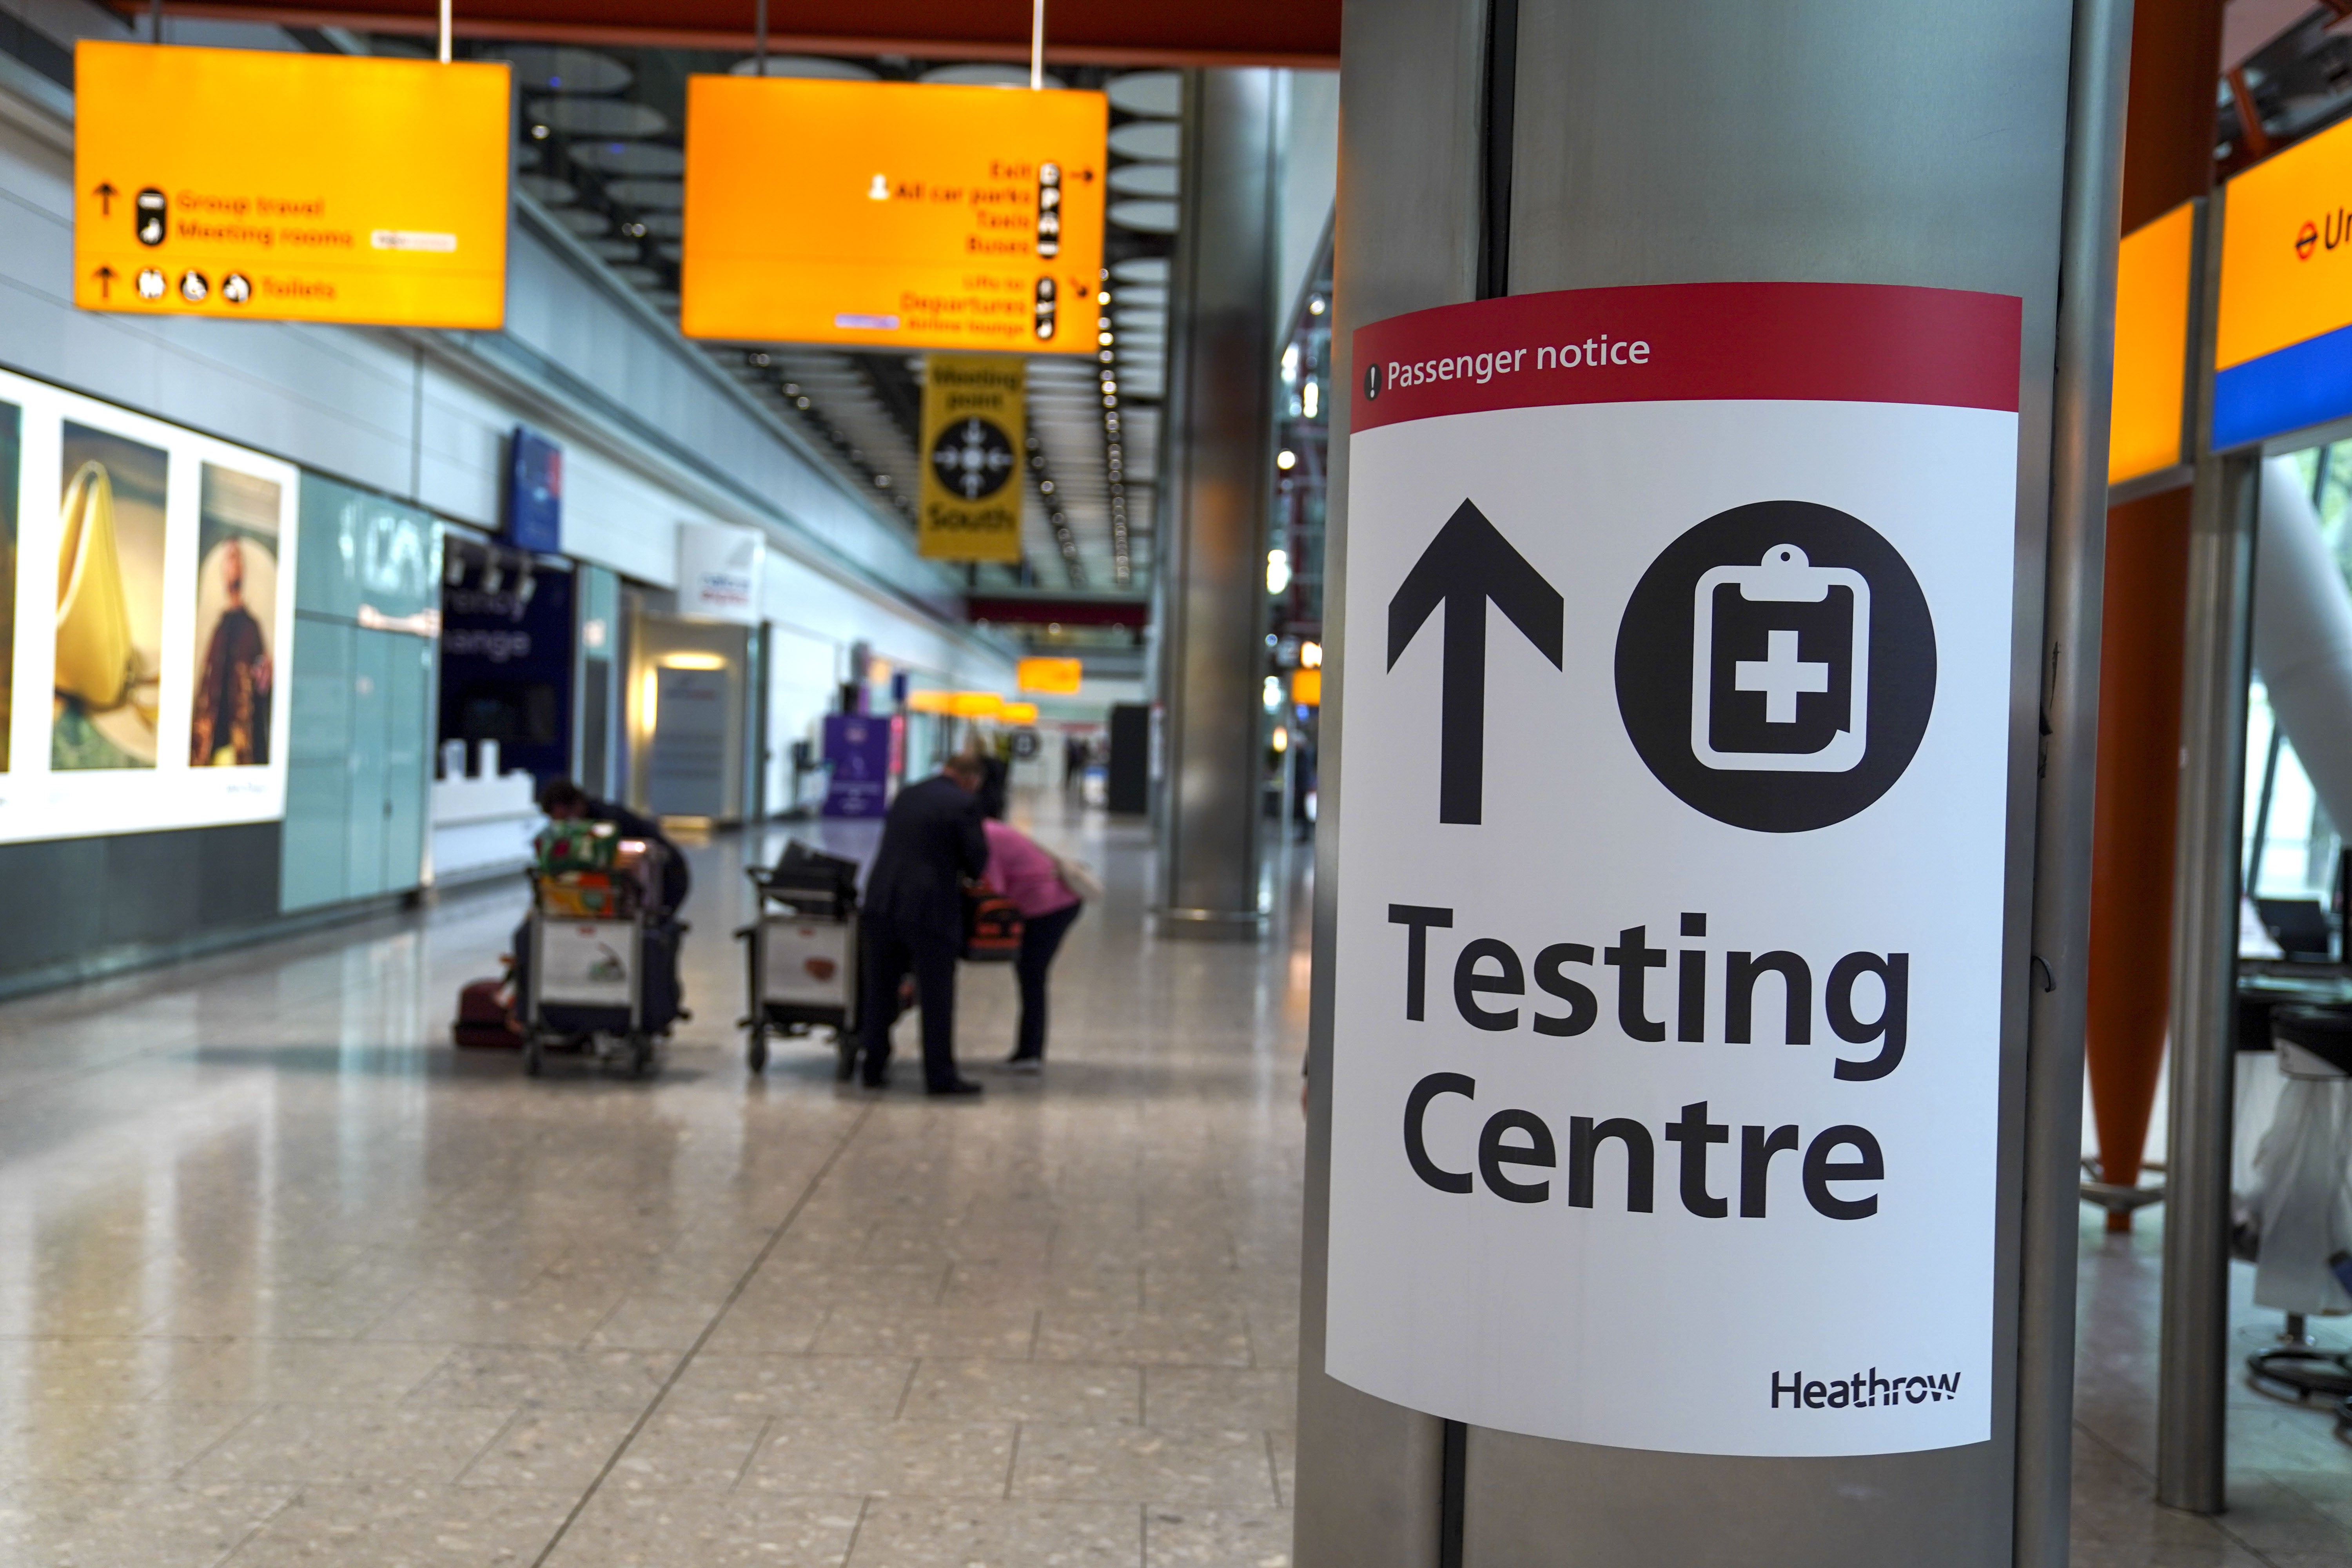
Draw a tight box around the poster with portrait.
[0,367,298,842]
[190,465,281,768]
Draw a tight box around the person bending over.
[538,779,690,913]
[980,815,1083,1071]
[857,753,989,1096]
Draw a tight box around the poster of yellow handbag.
[54,423,166,770]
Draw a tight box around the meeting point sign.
[1324,281,2022,1458]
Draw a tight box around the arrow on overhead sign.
[92,265,115,299]
[93,181,117,215]
[1388,499,1564,825]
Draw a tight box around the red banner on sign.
[1350,281,2021,432]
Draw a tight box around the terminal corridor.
[0,800,1310,1565]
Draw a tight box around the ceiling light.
[1277,449,1296,470]
[1309,296,1326,316]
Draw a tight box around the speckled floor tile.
[846,1497,1142,1566]
[1143,1508,1293,1568]
[459,1409,637,1491]
[540,1487,864,1567]
[184,1401,514,1485]
[1033,1309,1253,1368]
[1012,1425,1281,1508]
[405,1347,677,1412]
[902,1359,1143,1425]
[0,1479,296,1568]
[660,1354,913,1419]
[1142,1369,1295,1432]
[222,1480,575,1566]
[605,1412,768,1491]
[742,1418,1017,1499]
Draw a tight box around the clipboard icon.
[1689,544,1869,773]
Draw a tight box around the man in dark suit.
[858,753,990,1095]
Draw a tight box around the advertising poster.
[190,464,281,767]
[55,422,167,770]
[1322,282,2022,1459]
[0,367,298,842]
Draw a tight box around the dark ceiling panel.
[151,0,1341,65]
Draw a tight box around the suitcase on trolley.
[738,840,861,1075]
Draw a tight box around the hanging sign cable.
[1031,0,1046,89]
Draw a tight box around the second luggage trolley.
[521,835,682,1080]
[737,840,861,1076]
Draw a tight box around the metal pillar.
[2156,200,2259,1502]
[1154,68,1282,938]
[1296,0,2130,1563]
[1293,0,1490,1555]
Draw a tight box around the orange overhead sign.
[681,77,1107,353]
[2109,202,2196,486]
[73,43,510,330]
[1017,657,1085,694]
[1291,669,1323,708]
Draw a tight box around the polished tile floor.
[0,786,2342,1566]
[0,791,1310,1566]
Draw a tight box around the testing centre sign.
[73,43,510,330]
[1324,282,2021,1458]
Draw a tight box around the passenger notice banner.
[681,78,1106,354]
[1323,282,2022,1457]
[73,43,511,330]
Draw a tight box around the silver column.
[1153,69,1283,937]
[2156,194,2258,1503]
[1294,0,1493,1560]
[1298,0,2129,1563]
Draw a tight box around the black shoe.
[860,1065,892,1090]
[926,1078,985,1097]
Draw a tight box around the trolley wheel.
[523,1030,544,1077]
[747,1026,769,1074]
[628,1032,655,1079]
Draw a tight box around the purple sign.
[822,714,892,817]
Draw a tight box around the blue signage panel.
[2211,320,2352,451]
[503,425,562,554]
[820,714,892,818]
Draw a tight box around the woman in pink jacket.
[980,817,1084,1070]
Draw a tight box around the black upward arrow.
[93,181,116,216]
[92,265,115,299]
[1387,499,1564,825]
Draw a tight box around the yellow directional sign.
[1017,657,1084,694]
[918,356,1027,563]
[74,42,510,329]
[2109,202,2196,486]
[682,78,1107,353]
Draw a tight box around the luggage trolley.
[737,840,861,1076]
[521,838,680,1080]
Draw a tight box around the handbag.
[1049,851,1104,903]
[962,887,1024,962]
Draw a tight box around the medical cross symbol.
[1735,629,1828,723]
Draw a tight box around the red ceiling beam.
[967,596,1147,628]
[128,1,1341,68]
